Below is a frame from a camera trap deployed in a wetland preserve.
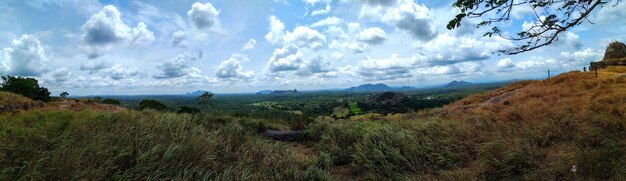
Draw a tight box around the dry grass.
[0,91,42,113]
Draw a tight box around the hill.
[184,90,211,96]
[345,83,391,91]
[445,80,473,88]
[0,91,43,113]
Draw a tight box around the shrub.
[138,99,168,111]
[101,98,121,105]
[177,106,200,114]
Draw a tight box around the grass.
[0,110,330,180]
[348,102,362,115]
[0,91,41,112]
[1,70,625,180]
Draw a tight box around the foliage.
[138,99,168,111]
[0,111,330,180]
[0,76,51,102]
[101,98,121,105]
[197,92,214,106]
[448,0,620,54]
[177,106,200,114]
[60,92,69,99]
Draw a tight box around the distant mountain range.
[345,83,392,91]
[184,90,211,96]
[256,89,298,95]
[445,80,474,88]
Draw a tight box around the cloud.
[153,53,197,79]
[329,40,368,53]
[47,67,72,84]
[305,0,332,5]
[497,58,515,68]
[284,26,327,50]
[187,2,220,29]
[265,16,286,44]
[172,31,187,47]
[81,5,154,58]
[361,0,398,6]
[242,39,257,50]
[215,54,254,80]
[415,33,512,65]
[297,56,335,76]
[105,64,139,80]
[268,45,304,72]
[382,1,437,41]
[80,60,113,73]
[356,55,414,81]
[311,17,342,27]
[356,27,387,45]
[0,34,47,76]
[311,4,331,16]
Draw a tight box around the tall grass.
[0,110,329,180]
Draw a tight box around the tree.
[197,92,214,107]
[102,98,121,105]
[138,99,168,111]
[60,92,69,99]
[447,0,621,55]
[177,106,201,114]
[0,76,51,102]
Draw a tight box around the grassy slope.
[0,91,41,112]
[311,69,625,180]
[0,69,624,180]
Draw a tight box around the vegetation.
[0,70,624,180]
[59,92,69,99]
[0,76,51,102]
[448,0,621,54]
[138,99,168,111]
[101,98,121,105]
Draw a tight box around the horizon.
[1,0,624,95]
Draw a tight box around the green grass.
[0,110,330,180]
[348,102,362,115]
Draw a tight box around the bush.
[138,99,168,111]
[101,98,121,105]
[177,106,200,114]
[0,75,51,102]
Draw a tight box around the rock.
[363,92,409,107]
[602,41,626,61]
[260,129,303,142]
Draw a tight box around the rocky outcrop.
[590,41,626,71]
[363,92,409,107]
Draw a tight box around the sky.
[0,0,624,95]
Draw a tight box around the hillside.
[0,69,624,180]
[445,80,473,88]
[345,83,391,91]
[0,91,43,113]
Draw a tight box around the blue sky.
[0,0,624,95]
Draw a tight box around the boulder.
[602,41,626,61]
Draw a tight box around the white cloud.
[416,33,513,65]
[497,58,515,68]
[216,54,254,80]
[311,16,342,27]
[265,16,286,44]
[356,27,387,45]
[106,64,139,80]
[284,26,327,50]
[329,40,368,53]
[311,4,331,16]
[297,56,335,76]
[81,5,154,58]
[361,0,398,6]
[381,0,437,41]
[242,39,257,51]
[80,60,113,73]
[0,34,47,76]
[305,0,332,5]
[356,55,415,81]
[172,31,187,47]
[153,53,197,79]
[187,2,220,29]
[268,44,304,72]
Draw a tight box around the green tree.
[197,92,214,107]
[0,76,51,102]
[138,99,168,111]
[101,98,121,105]
[447,0,620,54]
[60,92,69,99]
[177,106,201,114]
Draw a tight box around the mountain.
[184,90,211,96]
[445,80,473,88]
[345,83,391,91]
[256,90,273,95]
